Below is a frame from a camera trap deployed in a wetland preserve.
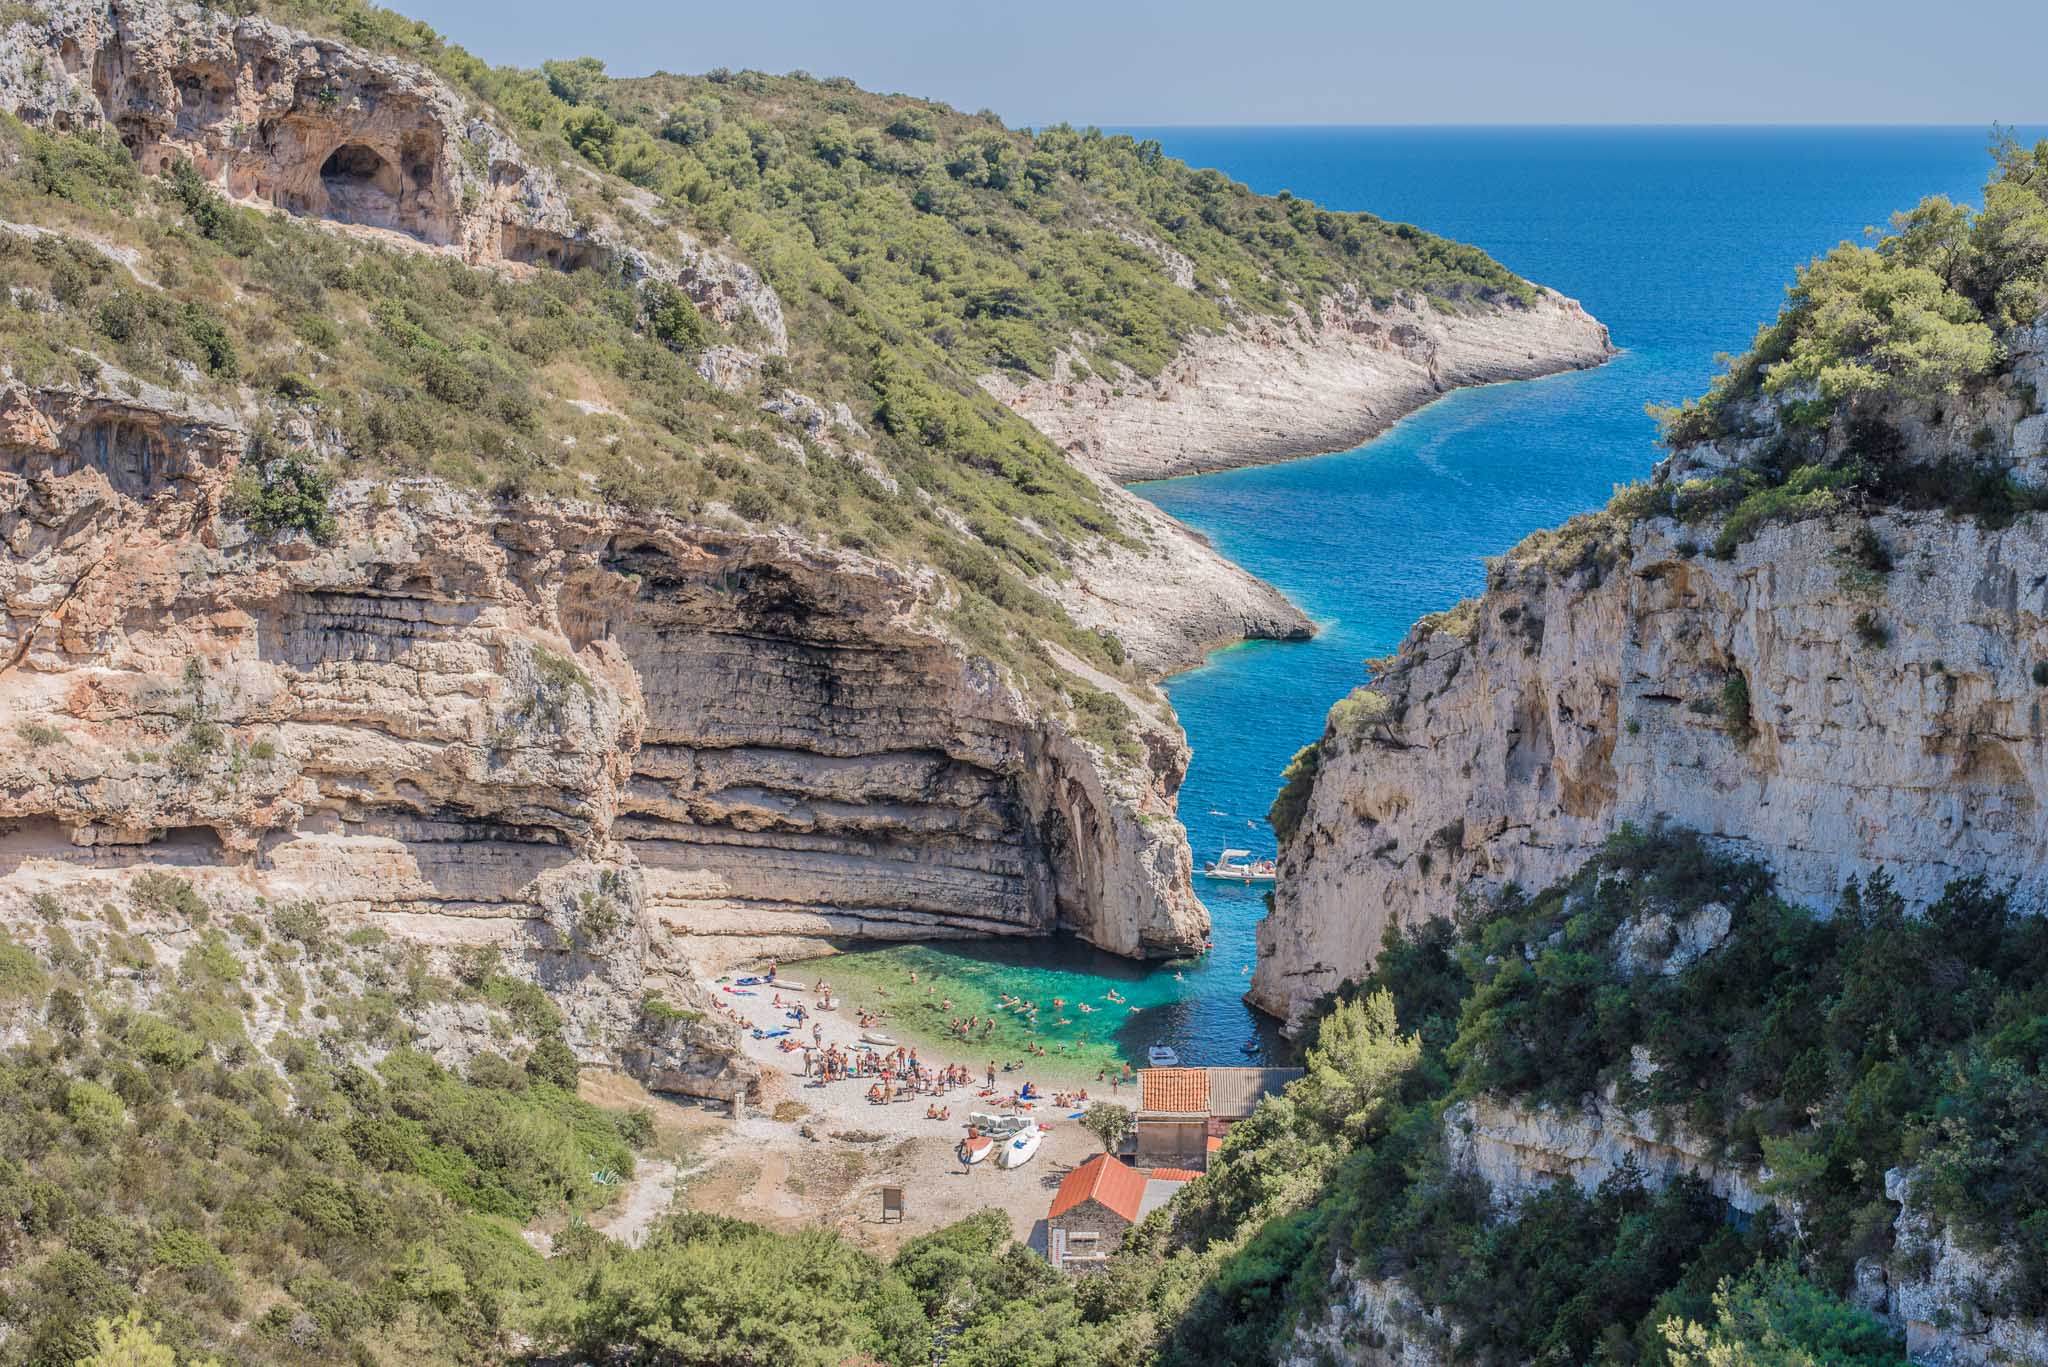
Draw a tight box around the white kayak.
[860,1032,899,1047]
[960,1133,996,1165]
[996,1124,1044,1169]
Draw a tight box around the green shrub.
[15,719,62,747]
[524,1035,579,1090]
[1720,671,1756,744]
[1269,742,1326,847]
[0,939,46,1004]
[226,449,337,541]
[1852,610,1890,649]
[129,871,206,923]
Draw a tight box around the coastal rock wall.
[1257,317,2048,1028]
[1060,471,1313,676]
[1886,1166,2048,1367]
[982,287,1613,485]
[1281,1266,1453,1367]
[0,377,1205,1072]
[1252,501,2048,1030]
[1443,1095,1770,1216]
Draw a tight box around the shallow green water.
[818,937,1269,1083]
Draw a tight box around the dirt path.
[598,1158,678,1247]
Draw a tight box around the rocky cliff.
[0,371,1206,1079]
[982,286,1614,484]
[1253,316,2048,1030]
[0,1,1262,1000]
[3,0,587,265]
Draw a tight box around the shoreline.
[1126,354,1628,493]
[984,287,1616,486]
[703,960,1130,1099]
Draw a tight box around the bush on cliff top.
[1659,132,2047,447]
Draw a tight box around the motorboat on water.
[995,1124,1044,1169]
[1147,1044,1180,1068]
[1200,848,1277,882]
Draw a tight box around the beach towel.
[735,975,765,986]
[722,986,756,996]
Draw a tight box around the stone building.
[1046,1153,1193,1273]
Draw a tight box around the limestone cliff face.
[981,287,1614,485]
[1255,321,2048,1364]
[0,0,792,358]
[0,376,1204,1070]
[1253,322,2048,1030]
[1,0,585,265]
[1886,1165,2048,1367]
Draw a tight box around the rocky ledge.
[982,286,1614,485]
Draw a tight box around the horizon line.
[1041,120,2047,132]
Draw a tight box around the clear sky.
[396,0,2045,127]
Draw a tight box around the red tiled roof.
[1144,1167,1202,1182]
[1139,1067,1210,1114]
[1049,1152,1147,1223]
[1206,1135,1224,1153]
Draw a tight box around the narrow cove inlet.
[7,0,2047,1354]
[823,124,2039,1073]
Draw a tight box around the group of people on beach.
[718,963,1137,1126]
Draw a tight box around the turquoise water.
[845,126,2044,1069]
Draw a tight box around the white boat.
[995,1124,1044,1169]
[959,1132,996,1164]
[1201,848,1276,882]
[968,1111,1030,1138]
[1147,1045,1180,1068]
[860,1032,899,1046]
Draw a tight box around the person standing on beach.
[986,1062,995,1090]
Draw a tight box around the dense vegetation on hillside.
[253,0,1534,382]
[19,828,2028,1364]
[0,112,1143,713]
[0,887,654,1365]
[1565,133,2048,565]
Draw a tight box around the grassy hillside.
[0,0,1555,717]
[252,0,1537,381]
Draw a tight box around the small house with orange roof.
[1045,1152,1195,1272]
[1135,1066,1211,1166]
[1136,1065,1305,1168]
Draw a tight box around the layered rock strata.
[0,378,1205,1078]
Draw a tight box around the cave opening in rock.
[319,142,402,228]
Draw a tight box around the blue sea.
[844,126,2043,1068]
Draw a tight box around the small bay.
[834,126,2041,1071]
